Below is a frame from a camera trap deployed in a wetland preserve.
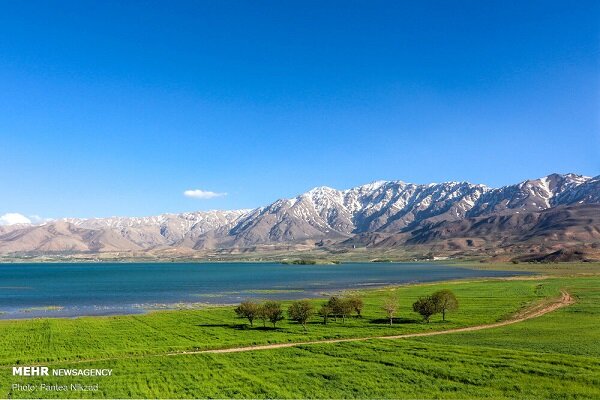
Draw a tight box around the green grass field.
[1,264,599,398]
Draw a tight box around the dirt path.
[4,290,573,368]
[173,290,574,355]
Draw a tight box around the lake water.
[0,262,528,319]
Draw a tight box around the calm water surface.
[0,262,528,319]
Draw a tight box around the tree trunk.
[389,317,393,326]
[442,309,446,321]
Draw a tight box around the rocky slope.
[0,173,598,258]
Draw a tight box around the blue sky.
[0,1,598,220]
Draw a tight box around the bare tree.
[382,293,398,325]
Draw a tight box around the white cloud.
[183,189,227,199]
[0,213,32,226]
[0,213,53,226]
[28,215,54,224]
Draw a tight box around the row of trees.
[234,290,458,330]
[235,295,364,331]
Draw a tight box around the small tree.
[348,295,364,318]
[257,304,268,327]
[338,299,354,323]
[431,289,458,321]
[318,304,333,325]
[261,301,284,328]
[288,300,315,331]
[413,296,437,323]
[325,296,353,323]
[382,293,398,325]
[326,296,341,321]
[234,300,260,327]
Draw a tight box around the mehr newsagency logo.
[13,366,112,377]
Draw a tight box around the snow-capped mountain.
[220,180,489,247]
[0,173,598,256]
[212,173,597,248]
[466,173,593,217]
[62,210,249,247]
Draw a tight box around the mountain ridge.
[1,172,598,260]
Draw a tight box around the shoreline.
[0,271,537,322]
[1,260,596,321]
[0,258,458,264]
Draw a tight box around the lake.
[0,262,528,319]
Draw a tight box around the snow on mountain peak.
[1,173,597,253]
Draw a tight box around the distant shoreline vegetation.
[281,259,341,265]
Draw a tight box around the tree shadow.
[196,323,248,330]
[196,323,283,331]
[369,317,420,324]
[253,326,281,331]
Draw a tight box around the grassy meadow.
[0,263,598,398]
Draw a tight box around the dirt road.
[6,290,572,369]
[175,290,574,355]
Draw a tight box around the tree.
[257,304,269,327]
[348,295,364,318]
[325,296,341,321]
[413,296,437,323]
[318,304,333,325]
[337,299,354,323]
[382,293,398,325]
[261,301,284,328]
[324,296,353,323]
[431,289,458,321]
[288,300,315,331]
[338,299,354,323]
[234,300,260,327]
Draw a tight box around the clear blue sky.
[0,1,598,219]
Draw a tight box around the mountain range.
[1,173,599,261]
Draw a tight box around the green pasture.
[0,264,598,398]
[0,279,558,365]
